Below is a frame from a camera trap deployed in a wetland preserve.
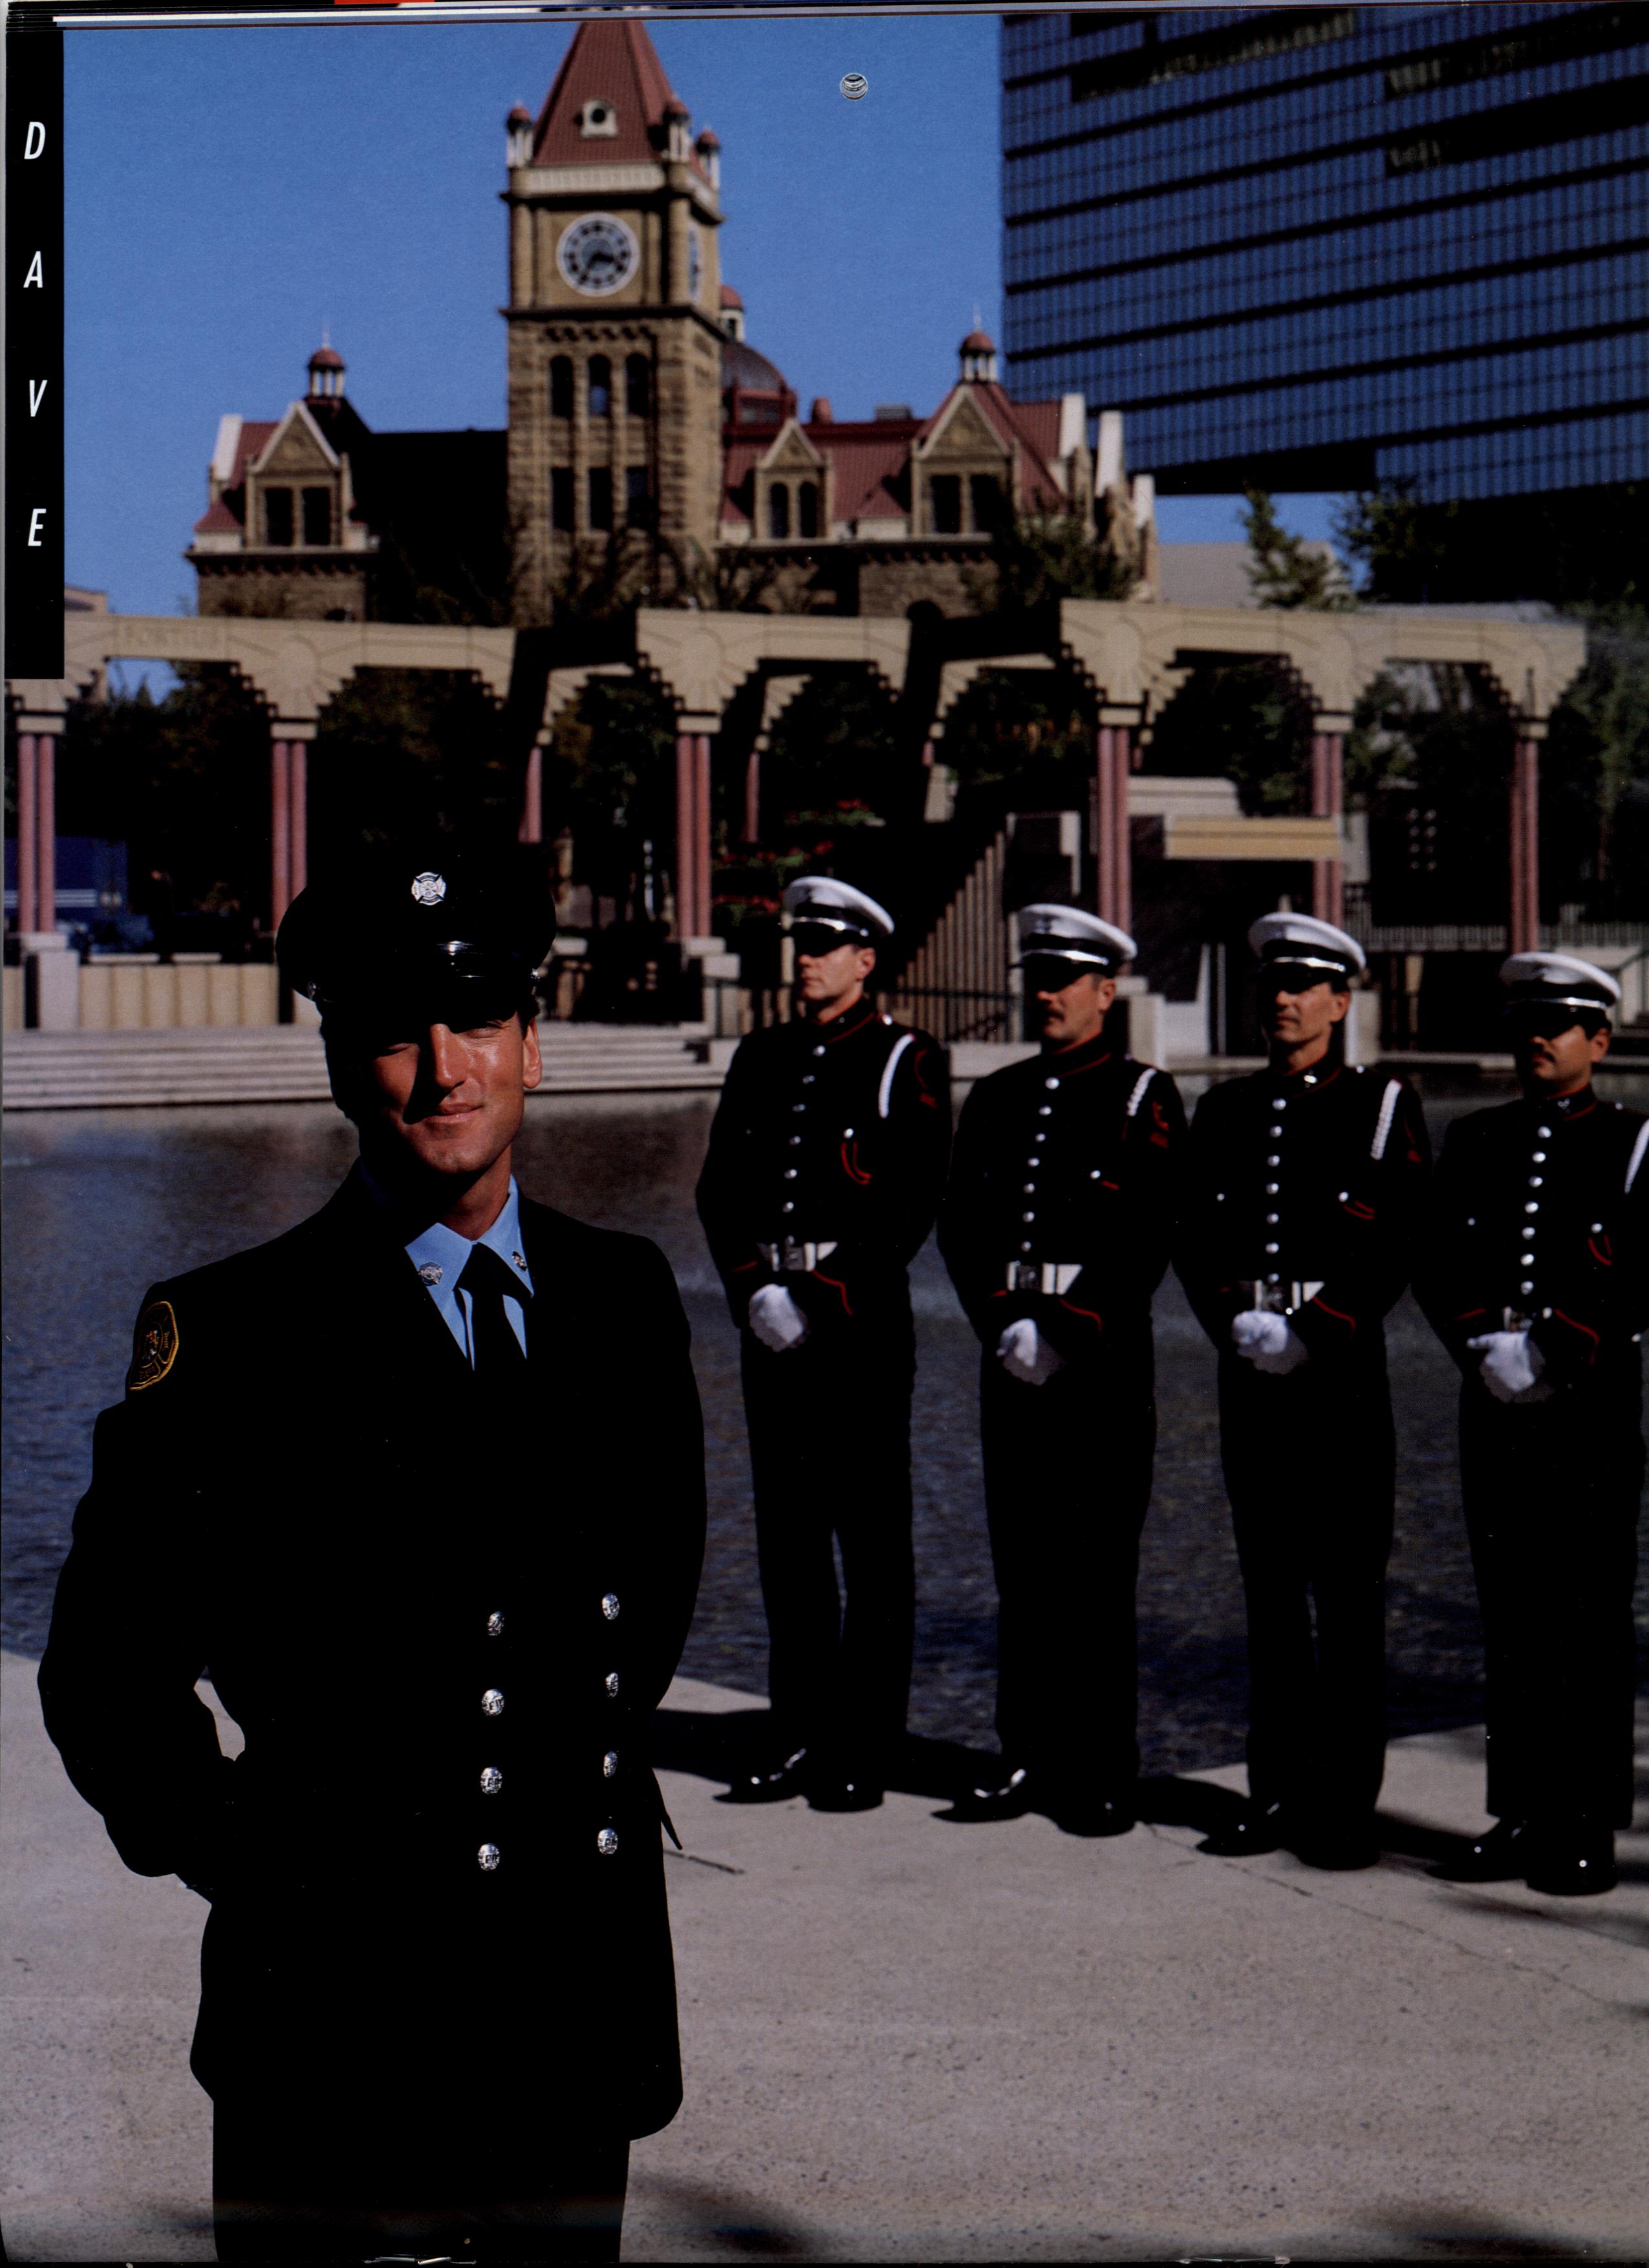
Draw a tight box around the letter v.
[30,379,48,415]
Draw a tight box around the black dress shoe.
[1525,1824,1617,1897]
[947,1766,1035,1823]
[1049,1791,1136,1839]
[1198,1800,1286,1857]
[721,1747,810,1804]
[1437,1818,1528,1883]
[807,1773,883,1813]
[1293,1813,1380,1872]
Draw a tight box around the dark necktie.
[457,1243,530,1374]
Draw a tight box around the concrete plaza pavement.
[3,1647,1646,2264]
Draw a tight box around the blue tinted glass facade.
[1001,5,1649,497]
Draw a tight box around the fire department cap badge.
[127,1299,179,1393]
[410,871,448,907]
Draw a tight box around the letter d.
[25,121,47,160]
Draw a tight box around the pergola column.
[1310,715,1350,929]
[1509,726,1542,956]
[1092,707,1139,936]
[268,724,314,930]
[674,718,716,944]
[15,732,39,935]
[518,743,545,847]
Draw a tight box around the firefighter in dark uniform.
[1177,913,1430,1870]
[38,847,706,2263]
[938,906,1184,1834]
[696,876,949,1811]
[1415,951,1646,1897]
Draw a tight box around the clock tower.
[504,22,725,618]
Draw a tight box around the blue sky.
[65,14,1327,624]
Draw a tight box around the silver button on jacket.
[596,1828,619,1857]
[482,1687,504,1716]
[478,1842,501,1872]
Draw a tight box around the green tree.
[1242,488,1355,610]
[964,508,1138,614]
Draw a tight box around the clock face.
[557,213,639,297]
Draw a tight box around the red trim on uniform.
[812,1270,854,1318]
[821,1000,877,1046]
[1550,1308,1600,1361]
[1557,1094,1599,1121]
[840,1141,872,1185]
[1341,1198,1375,1221]
[1452,1306,1489,1324]
[1057,1299,1105,1335]
[1587,1234,1613,1266]
[1309,1298,1357,1331]
[732,1259,760,1273]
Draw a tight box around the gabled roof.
[720,423,912,528]
[919,380,1071,508]
[531,21,711,180]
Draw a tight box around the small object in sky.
[840,73,868,101]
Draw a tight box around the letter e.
[25,122,47,160]
[28,508,47,546]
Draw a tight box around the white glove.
[1230,1308,1310,1375]
[997,1317,1064,1386]
[1466,1330,1552,1405]
[748,1282,809,1353]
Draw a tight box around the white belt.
[759,1238,838,1273]
[1237,1278,1324,1315]
[1005,1262,1082,1296]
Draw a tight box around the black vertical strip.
[5,23,65,682]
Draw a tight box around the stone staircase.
[1,1023,727,1111]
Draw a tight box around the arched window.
[588,356,612,417]
[768,482,791,540]
[625,355,651,417]
[550,357,574,418]
[797,482,819,539]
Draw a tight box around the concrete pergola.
[9,601,1584,970]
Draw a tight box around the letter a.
[25,122,47,159]
[24,251,43,288]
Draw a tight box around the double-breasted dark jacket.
[696,1002,950,1365]
[938,1038,1184,1387]
[38,1172,706,2140]
[1414,1088,1649,1389]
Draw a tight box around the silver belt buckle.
[1005,1262,1081,1296]
[1241,1279,1323,1315]
[759,1238,837,1273]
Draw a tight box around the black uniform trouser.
[741,1319,914,1767]
[1218,1350,1396,1820]
[980,1350,1156,1792]
[1460,1366,1643,1832]
[212,2090,629,2264]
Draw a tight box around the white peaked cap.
[1247,911,1366,975]
[1498,951,1621,1008]
[1016,903,1137,966]
[783,875,895,940]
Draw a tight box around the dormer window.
[579,98,617,138]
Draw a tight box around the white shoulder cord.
[1370,1077,1402,1162]
[1125,1066,1157,1119]
[1625,1118,1649,1194]
[878,1031,915,1120]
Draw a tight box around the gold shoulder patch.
[127,1299,180,1392]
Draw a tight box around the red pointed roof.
[532,21,698,171]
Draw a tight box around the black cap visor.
[1020,950,1112,992]
[791,918,873,957]
[318,943,535,1039]
[1258,954,1353,993]
[1503,997,1610,1038]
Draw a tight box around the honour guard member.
[1177,913,1430,1870]
[696,876,949,1811]
[1416,953,1646,1896]
[938,907,1184,1834]
[39,845,706,2262]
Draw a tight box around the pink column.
[744,747,761,845]
[1112,725,1133,940]
[518,744,544,847]
[1310,729,1345,929]
[16,734,38,934]
[1509,735,1540,955]
[694,735,714,940]
[270,737,292,930]
[36,735,57,933]
[288,741,308,901]
[674,731,696,937]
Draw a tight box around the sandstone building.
[188,19,1150,624]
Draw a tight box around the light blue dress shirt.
[398,1177,535,1364]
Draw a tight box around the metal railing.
[886,984,1020,1044]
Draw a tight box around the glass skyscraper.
[1001,5,1649,500]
